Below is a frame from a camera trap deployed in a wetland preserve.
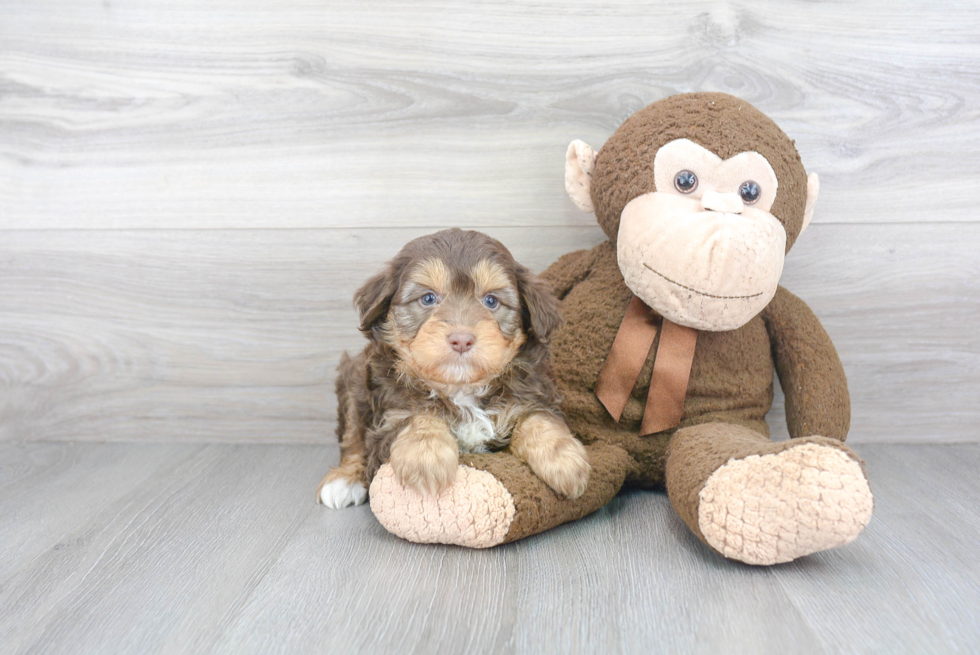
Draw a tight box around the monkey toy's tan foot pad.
[370,464,516,548]
[698,443,874,565]
[370,444,630,548]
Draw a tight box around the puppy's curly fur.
[317,229,590,508]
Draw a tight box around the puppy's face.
[389,256,525,385]
[355,230,561,387]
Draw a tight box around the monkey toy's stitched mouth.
[642,263,764,300]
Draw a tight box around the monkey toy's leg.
[370,442,631,548]
[665,422,874,565]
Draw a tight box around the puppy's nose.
[448,332,476,354]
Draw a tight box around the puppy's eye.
[482,294,499,310]
[674,170,698,194]
[419,292,438,307]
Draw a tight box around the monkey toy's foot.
[696,440,874,565]
[370,463,517,548]
[370,445,631,548]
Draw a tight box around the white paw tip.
[319,479,368,509]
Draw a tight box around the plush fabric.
[368,92,874,565]
[696,442,873,565]
[590,92,809,252]
[652,139,780,211]
[618,192,786,330]
[370,464,516,548]
[371,443,630,547]
[564,140,597,212]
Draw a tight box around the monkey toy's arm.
[762,286,851,441]
[538,248,596,300]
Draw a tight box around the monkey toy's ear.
[353,267,397,336]
[565,140,597,213]
[801,172,820,235]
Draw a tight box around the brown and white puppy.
[317,228,590,508]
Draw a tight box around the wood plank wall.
[2,0,978,444]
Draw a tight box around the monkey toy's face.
[565,93,819,332]
[617,138,786,331]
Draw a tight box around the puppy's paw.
[534,437,591,499]
[318,477,368,509]
[389,417,460,496]
[513,414,591,499]
[390,440,459,496]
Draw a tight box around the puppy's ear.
[354,267,397,336]
[516,264,562,343]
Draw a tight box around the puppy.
[317,228,590,508]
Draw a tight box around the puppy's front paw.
[389,416,460,496]
[535,437,591,499]
[390,439,459,496]
[512,414,591,499]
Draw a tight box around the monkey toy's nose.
[448,332,476,354]
[701,190,744,215]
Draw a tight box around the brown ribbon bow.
[595,296,698,436]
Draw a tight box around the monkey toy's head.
[565,92,819,331]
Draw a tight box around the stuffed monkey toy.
[369,92,874,565]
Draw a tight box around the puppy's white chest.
[448,393,496,453]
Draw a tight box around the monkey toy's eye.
[674,170,698,194]
[420,292,438,307]
[482,294,499,310]
[739,180,761,205]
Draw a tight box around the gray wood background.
[2,0,978,445]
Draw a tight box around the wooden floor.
[0,441,977,654]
